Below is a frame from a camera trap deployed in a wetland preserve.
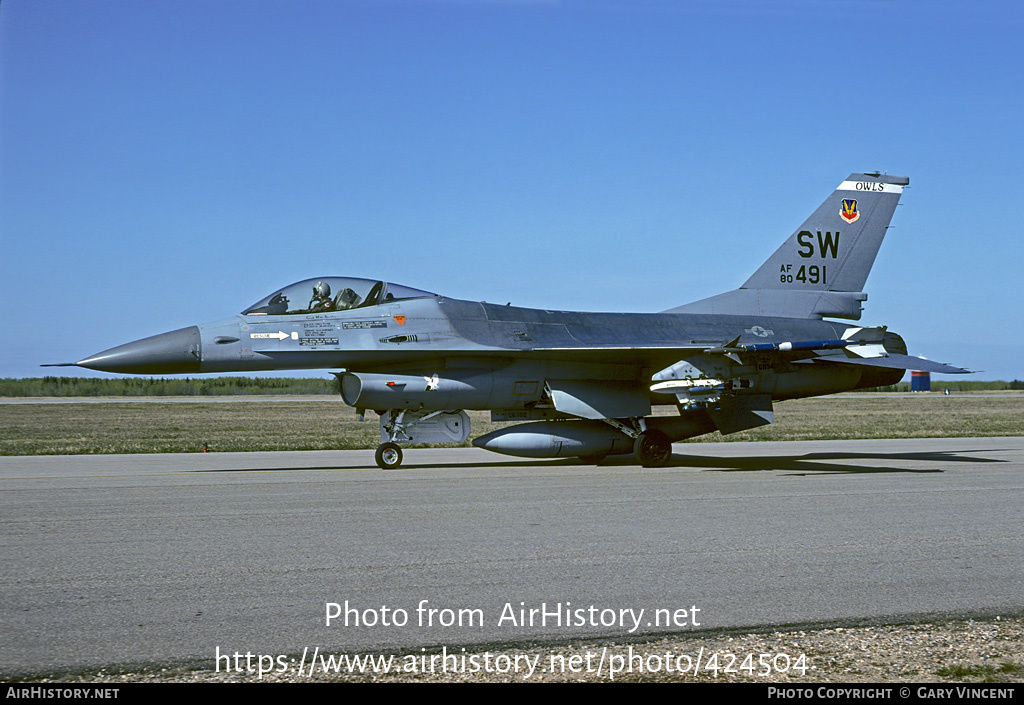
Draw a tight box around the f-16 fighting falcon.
[48,173,969,468]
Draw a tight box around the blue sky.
[2,0,1022,380]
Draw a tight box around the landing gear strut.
[633,429,672,468]
[372,409,472,469]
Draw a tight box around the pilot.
[309,281,334,311]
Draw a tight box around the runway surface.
[2,437,1022,676]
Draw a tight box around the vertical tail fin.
[667,173,909,320]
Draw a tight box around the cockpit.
[242,277,437,316]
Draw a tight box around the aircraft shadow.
[195,449,1006,475]
[193,459,565,473]
[598,448,1007,475]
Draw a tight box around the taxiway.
[2,437,1022,676]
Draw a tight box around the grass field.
[2,393,1022,456]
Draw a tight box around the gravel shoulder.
[20,617,1024,683]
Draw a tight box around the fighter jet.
[49,173,969,468]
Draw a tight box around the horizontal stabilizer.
[807,353,971,375]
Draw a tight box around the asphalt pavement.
[2,437,1022,676]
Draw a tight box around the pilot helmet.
[314,281,331,299]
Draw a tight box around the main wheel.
[633,430,672,468]
[375,442,403,469]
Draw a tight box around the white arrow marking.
[250,331,290,340]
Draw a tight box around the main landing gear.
[632,429,672,468]
[597,418,674,468]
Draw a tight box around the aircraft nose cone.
[76,326,202,374]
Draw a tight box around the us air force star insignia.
[746,326,774,337]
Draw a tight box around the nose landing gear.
[373,409,472,469]
[374,442,403,469]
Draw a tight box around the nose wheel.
[375,442,403,469]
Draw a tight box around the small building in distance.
[911,370,931,392]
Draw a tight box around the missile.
[650,378,725,395]
[737,339,848,353]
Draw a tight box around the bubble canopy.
[242,277,436,316]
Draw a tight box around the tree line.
[858,379,1024,392]
[0,376,337,396]
[1,376,1020,397]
